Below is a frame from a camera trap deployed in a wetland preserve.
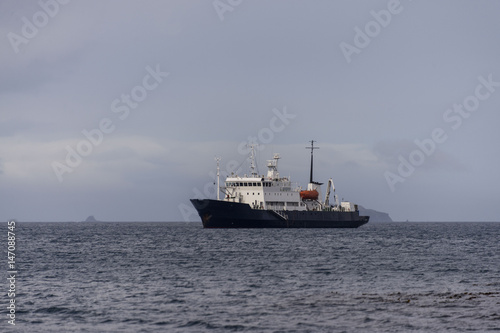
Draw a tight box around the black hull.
[190,199,369,228]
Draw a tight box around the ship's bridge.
[223,172,305,211]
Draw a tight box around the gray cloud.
[1,1,500,222]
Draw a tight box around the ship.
[191,141,369,228]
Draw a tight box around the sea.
[3,222,500,332]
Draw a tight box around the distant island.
[358,206,393,222]
[79,210,392,223]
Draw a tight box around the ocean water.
[4,222,500,332]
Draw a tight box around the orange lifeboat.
[300,190,319,200]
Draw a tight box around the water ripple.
[11,222,500,332]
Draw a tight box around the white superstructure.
[218,145,356,213]
[222,153,307,211]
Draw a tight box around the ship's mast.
[215,156,221,200]
[248,143,258,177]
[306,140,319,183]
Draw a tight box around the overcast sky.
[1,0,499,222]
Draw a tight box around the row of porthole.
[245,192,295,196]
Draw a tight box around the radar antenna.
[248,143,259,176]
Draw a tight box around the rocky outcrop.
[358,206,393,222]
